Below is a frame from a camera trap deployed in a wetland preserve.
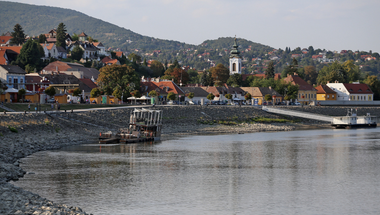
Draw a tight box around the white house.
[40,43,59,59]
[327,82,373,101]
[93,42,108,56]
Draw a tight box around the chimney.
[294,72,297,75]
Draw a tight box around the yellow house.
[0,93,11,103]
[55,94,68,104]
[241,87,283,105]
[284,74,317,105]
[315,85,337,101]
[25,93,39,103]
[90,95,118,105]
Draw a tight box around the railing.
[262,107,332,123]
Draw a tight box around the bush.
[8,125,18,133]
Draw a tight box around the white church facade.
[229,37,242,75]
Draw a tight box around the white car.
[294,102,301,105]
[188,101,195,105]
[167,101,174,105]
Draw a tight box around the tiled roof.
[315,85,336,94]
[343,83,373,94]
[0,36,12,45]
[241,87,281,97]
[78,32,87,37]
[79,78,98,89]
[0,65,26,74]
[40,43,55,50]
[1,46,22,54]
[46,38,57,43]
[181,87,209,97]
[115,51,123,57]
[43,74,92,92]
[25,74,42,84]
[0,49,6,65]
[101,57,119,65]
[283,74,316,91]
[42,61,100,79]
[141,81,185,95]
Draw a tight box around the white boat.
[332,109,377,129]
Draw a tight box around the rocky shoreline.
[0,105,373,214]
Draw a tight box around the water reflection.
[12,128,380,215]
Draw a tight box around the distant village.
[0,23,378,107]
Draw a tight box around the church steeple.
[229,36,242,75]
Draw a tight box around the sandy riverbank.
[0,105,335,214]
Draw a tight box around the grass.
[2,103,132,112]
[250,117,291,123]
[198,117,296,126]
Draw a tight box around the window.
[327,95,330,98]
[233,63,236,71]
[332,95,334,98]
[369,95,372,101]
[8,78,11,84]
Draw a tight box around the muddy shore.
[0,105,372,214]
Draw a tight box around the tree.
[317,61,347,84]
[131,90,141,98]
[200,70,213,86]
[143,58,148,66]
[187,92,194,100]
[304,65,318,85]
[167,92,176,101]
[71,45,84,61]
[281,58,300,78]
[227,73,242,87]
[225,93,233,104]
[45,86,56,97]
[343,60,360,83]
[18,88,26,102]
[207,93,215,102]
[15,39,44,71]
[187,69,200,84]
[172,68,189,85]
[73,88,81,96]
[150,60,164,77]
[210,64,229,86]
[128,53,142,64]
[244,93,252,101]
[10,24,25,45]
[71,33,78,41]
[364,75,380,100]
[265,61,275,79]
[97,64,140,97]
[264,94,272,102]
[287,84,299,100]
[38,34,47,43]
[56,23,67,49]
[149,90,158,97]
[90,88,101,98]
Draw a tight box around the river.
[12,128,380,215]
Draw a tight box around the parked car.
[167,101,174,105]
[47,98,55,103]
[188,101,195,105]
[294,102,301,105]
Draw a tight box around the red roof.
[115,51,123,57]
[79,79,98,89]
[0,36,12,45]
[43,61,73,71]
[2,46,22,54]
[343,83,373,94]
[312,55,323,59]
[283,74,316,91]
[101,57,118,65]
[0,49,6,65]
[78,32,87,37]
[141,81,184,95]
[315,85,336,94]
[40,43,55,50]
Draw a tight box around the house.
[0,36,12,46]
[40,43,59,59]
[67,40,99,60]
[115,51,124,58]
[241,87,282,105]
[41,61,100,80]
[315,85,337,101]
[57,46,67,59]
[92,42,108,56]
[43,74,94,99]
[25,73,50,93]
[0,48,19,65]
[0,65,26,90]
[140,77,185,103]
[283,73,317,105]
[201,84,245,102]
[326,82,373,101]
[181,86,209,104]
[101,56,120,66]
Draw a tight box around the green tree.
[10,24,25,45]
[200,70,213,86]
[72,87,81,96]
[244,93,252,101]
[15,39,44,71]
[187,69,199,84]
[225,93,233,104]
[264,94,272,102]
[38,34,47,43]
[167,92,176,101]
[364,75,380,100]
[97,64,140,97]
[150,60,164,77]
[265,61,275,79]
[187,92,194,100]
[44,86,56,97]
[148,90,158,97]
[90,88,100,98]
[128,53,142,64]
[343,60,360,83]
[18,88,26,102]
[287,84,299,100]
[207,93,215,102]
[56,23,67,49]
[71,45,84,61]
[210,63,229,86]
[71,33,78,41]
[304,65,318,85]
[227,73,242,87]
[317,61,347,84]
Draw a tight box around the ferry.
[331,109,377,129]
[99,108,163,144]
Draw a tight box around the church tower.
[229,37,242,75]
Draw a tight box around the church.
[229,37,242,75]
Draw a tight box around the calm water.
[12,128,380,215]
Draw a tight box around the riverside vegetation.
[1,105,379,214]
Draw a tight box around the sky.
[6,0,380,53]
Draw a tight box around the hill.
[0,1,272,53]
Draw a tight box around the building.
[315,85,337,101]
[41,61,100,80]
[241,87,282,105]
[229,37,242,75]
[283,73,317,105]
[326,82,373,101]
[40,43,59,59]
[140,77,185,103]
[93,42,108,56]
[101,56,120,66]
[0,36,12,46]
[0,65,26,90]
[181,86,210,104]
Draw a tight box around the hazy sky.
[7,0,380,52]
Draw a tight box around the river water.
[12,128,380,215]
